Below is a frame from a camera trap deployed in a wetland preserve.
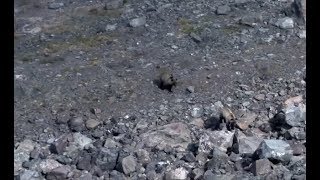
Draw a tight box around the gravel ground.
[14,0,306,179]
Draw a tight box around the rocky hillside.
[14,0,306,179]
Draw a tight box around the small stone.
[203,170,215,180]
[198,130,234,153]
[78,173,92,180]
[73,132,93,149]
[48,3,64,9]
[205,148,230,171]
[135,149,151,166]
[240,15,261,27]
[109,170,127,180]
[104,138,122,148]
[254,139,293,163]
[297,30,306,38]
[68,117,84,132]
[216,5,231,15]
[196,152,208,166]
[251,158,272,176]
[279,90,287,96]
[254,94,265,101]
[77,154,92,170]
[259,123,272,133]
[191,106,203,118]
[190,118,204,128]
[49,134,71,154]
[129,17,146,27]
[165,167,188,180]
[191,168,204,180]
[39,159,63,174]
[181,152,196,162]
[186,86,195,93]
[120,155,137,175]
[95,148,119,171]
[104,0,123,10]
[85,119,100,129]
[236,112,257,130]
[275,17,294,29]
[235,0,248,4]
[106,24,117,31]
[290,143,305,155]
[189,33,202,43]
[242,101,250,107]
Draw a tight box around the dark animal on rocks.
[220,106,237,131]
[156,68,177,92]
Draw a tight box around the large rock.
[135,149,151,166]
[50,133,72,154]
[237,131,263,155]
[46,165,71,180]
[140,122,192,152]
[250,158,272,176]
[198,130,234,153]
[14,139,36,175]
[39,159,63,174]
[95,148,119,171]
[283,96,306,127]
[236,112,257,130]
[205,148,231,172]
[120,155,137,175]
[165,167,189,180]
[254,140,293,163]
[72,132,93,149]
[18,170,42,180]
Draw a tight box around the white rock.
[275,17,294,29]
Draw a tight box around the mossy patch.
[177,18,203,34]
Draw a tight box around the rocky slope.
[14,0,306,179]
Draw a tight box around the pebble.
[68,117,85,132]
[129,17,146,27]
[187,86,195,93]
[254,94,265,101]
[216,5,231,15]
[106,24,117,31]
[85,119,100,129]
[297,30,306,38]
[48,3,64,10]
[135,149,151,166]
[191,106,203,118]
[105,0,123,10]
[190,33,202,43]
